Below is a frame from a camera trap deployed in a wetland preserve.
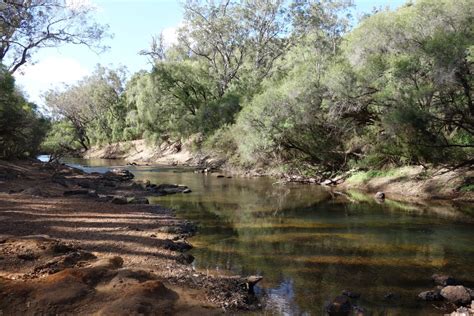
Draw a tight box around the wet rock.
[216,174,225,178]
[342,290,361,299]
[128,197,149,204]
[104,169,134,181]
[111,196,128,205]
[418,290,442,301]
[374,192,385,200]
[432,274,461,286]
[163,240,192,252]
[176,253,195,265]
[327,295,352,316]
[147,183,191,195]
[246,276,263,294]
[449,302,474,316]
[441,286,472,305]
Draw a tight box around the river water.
[62,158,474,315]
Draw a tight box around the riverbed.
[62,158,474,315]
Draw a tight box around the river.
[60,157,474,315]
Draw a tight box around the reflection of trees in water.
[72,164,474,314]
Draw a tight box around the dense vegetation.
[2,0,473,175]
[0,65,48,159]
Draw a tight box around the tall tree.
[0,0,109,73]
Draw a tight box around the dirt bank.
[337,166,474,203]
[83,139,224,169]
[83,139,473,203]
[0,159,261,315]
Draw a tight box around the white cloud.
[161,24,182,47]
[14,56,90,106]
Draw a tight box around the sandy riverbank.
[0,159,261,315]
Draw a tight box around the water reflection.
[63,158,474,315]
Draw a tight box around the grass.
[459,184,474,192]
[347,168,405,184]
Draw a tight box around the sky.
[14,0,407,106]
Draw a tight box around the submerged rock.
[147,183,192,195]
[327,295,352,316]
[432,274,461,286]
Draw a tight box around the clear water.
[63,158,474,315]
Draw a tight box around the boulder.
[327,296,352,316]
[128,197,149,204]
[374,192,385,200]
[441,286,472,305]
[418,290,442,301]
[432,274,461,286]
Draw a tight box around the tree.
[45,66,128,150]
[339,0,474,165]
[0,0,109,73]
[0,64,49,158]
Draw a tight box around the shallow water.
[63,158,474,315]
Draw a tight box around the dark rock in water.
[104,168,134,181]
[148,183,191,195]
[342,290,361,299]
[177,253,195,265]
[128,197,149,204]
[111,196,128,205]
[63,189,89,196]
[246,276,263,294]
[418,290,442,301]
[87,190,99,198]
[432,274,461,286]
[440,286,471,305]
[216,174,225,178]
[374,192,385,200]
[163,239,193,252]
[383,292,400,300]
[327,295,352,316]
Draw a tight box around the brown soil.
[0,159,260,315]
[339,166,474,203]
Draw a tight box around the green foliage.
[0,65,49,159]
[37,0,474,176]
[41,120,83,155]
[459,184,474,192]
